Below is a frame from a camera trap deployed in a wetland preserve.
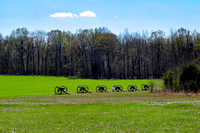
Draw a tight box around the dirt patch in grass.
[1,92,200,105]
[151,90,200,96]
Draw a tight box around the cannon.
[141,84,150,91]
[112,85,124,92]
[77,85,91,93]
[96,85,107,92]
[127,85,138,92]
[54,86,70,95]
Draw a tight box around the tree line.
[0,27,200,79]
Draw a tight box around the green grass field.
[1,76,200,132]
[0,75,163,97]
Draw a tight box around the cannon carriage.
[127,85,138,92]
[96,85,108,92]
[54,86,70,95]
[141,84,150,91]
[112,85,124,92]
[77,85,91,93]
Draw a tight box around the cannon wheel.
[127,85,132,92]
[144,84,149,90]
[96,85,100,92]
[96,85,104,92]
[141,84,145,90]
[102,85,107,92]
[141,84,149,91]
[55,86,62,95]
[82,85,89,93]
[61,86,67,91]
[129,85,137,92]
[115,85,123,92]
[77,85,84,93]
[135,85,137,89]
[119,85,123,91]
[97,85,107,92]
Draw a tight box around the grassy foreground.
[0,75,163,97]
[0,76,200,132]
[0,92,200,132]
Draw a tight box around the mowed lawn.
[1,76,200,132]
[0,75,163,97]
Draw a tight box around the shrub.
[197,72,200,88]
[180,65,199,83]
[180,64,200,93]
[162,70,175,90]
[190,81,198,93]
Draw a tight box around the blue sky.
[0,0,200,36]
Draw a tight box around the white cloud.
[79,11,96,17]
[114,16,118,19]
[50,13,77,18]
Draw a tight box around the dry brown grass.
[151,89,200,96]
[1,92,200,105]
